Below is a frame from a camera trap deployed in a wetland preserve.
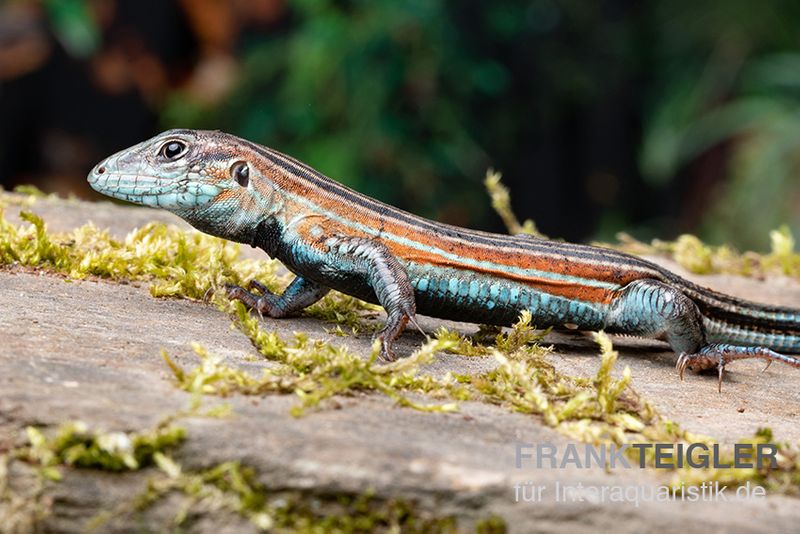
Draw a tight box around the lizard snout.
[88,161,108,186]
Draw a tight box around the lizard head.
[88,129,276,241]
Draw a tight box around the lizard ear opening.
[231,161,250,187]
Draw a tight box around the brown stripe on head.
[213,189,238,202]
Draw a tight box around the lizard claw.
[675,348,730,392]
[675,344,800,391]
[202,286,215,303]
[375,335,397,362]
[676,351,726,392]
[224,283,243,299]
[676,352,688,381]
[248,279,271,294]
[225,283,264,320]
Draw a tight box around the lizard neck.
[250,216,285,257]
[171,171,288,248]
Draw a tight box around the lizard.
[87,129,800,390]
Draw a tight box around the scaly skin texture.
[88,129,800,389]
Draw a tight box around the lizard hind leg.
[606,279,800,390]
[605,278,707,355]
[677,344,800,392]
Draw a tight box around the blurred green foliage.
[164,0,491,224]
[641,0,800,248]
[159,0,654,233]
[35,0,800,250]
[43,0,99,57]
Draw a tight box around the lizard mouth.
[88,161,221,210]
[88,166,183,208]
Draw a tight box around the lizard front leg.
[232,232,419,361]
[323,236,419,362]
[226,276,330,318]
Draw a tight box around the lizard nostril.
[97,166,106,175]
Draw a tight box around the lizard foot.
[225,276,330,320]
[224,281,277,319]
[676,344,800,392]
[224,283,256,305]
[374,314,412,363]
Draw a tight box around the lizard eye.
[159,141,187,160]
[231,161,249,187]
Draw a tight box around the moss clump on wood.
[6,419,469,532]
[0,201,378,332]
[614,227,800,280]
[164,305,465,416]
[2,188,799,499]
[118,458,464,533]
[19,421,186,479]
[167,306,682,449]
[670,428,800,495]
[0,207,278,300]
[161,300,800,494]
[1,420,185,529]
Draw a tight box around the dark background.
[2,0,799,249]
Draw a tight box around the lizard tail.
[678,279,800,353]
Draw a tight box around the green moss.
[462,328,678,445]
[0,204,376,331]
[671,428,800,495]
[11,185,48,198]
[306,292,383,334]
[0,190,40,210]
[168,305,684,452]
[483,172,800,281]
[164,311,464,415]
[433,312,551,358]
[613,226,800,280]
[97,458,461,532]
[7,419,464,532]
[163,310,800,495]
[19,421,186,478]
[0,453,50,532]
[475,515,508,534]
[2,189,799,499]
[432,326,497,357]
[163,306,667,448]
[4,420,185,528]
[0,207,270,299]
